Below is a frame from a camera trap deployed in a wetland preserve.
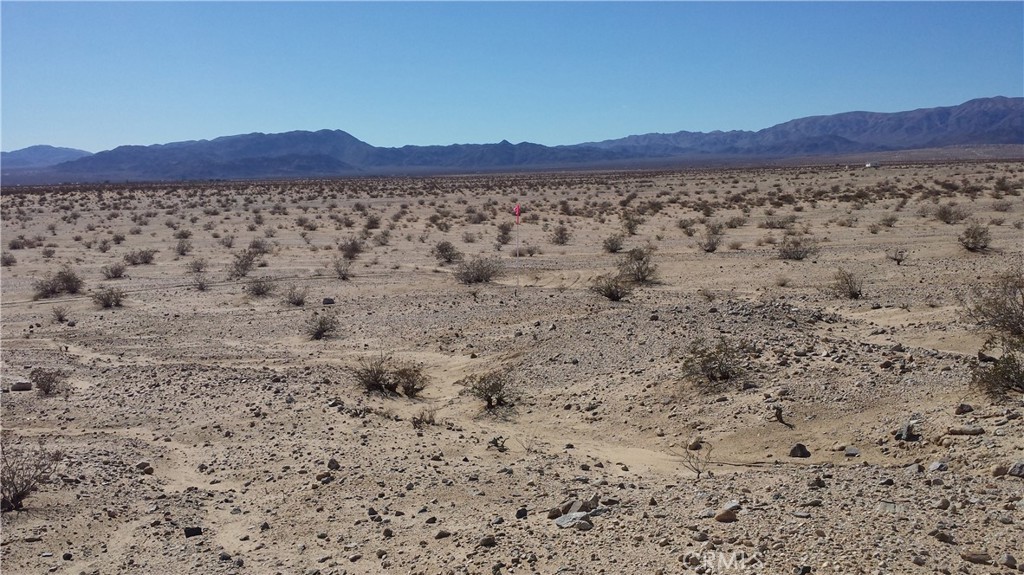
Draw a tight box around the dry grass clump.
[826,268,864,299]
[591,275,633,301]
[304,311,339,340]
[349,354,430,398]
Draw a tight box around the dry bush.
[191,273,211,292]
[304,311,339,340]
[186,258,207,273]
[618,246,658,284]
[934,203,970,224]
[33,265,84,300]
[602,234,625,254]
[350,354,395,395]
[826,268,864,299]
[760,214,798,229]
[339,237,363,260]
[0,252,16,267]
[51,305,70,324]
[777,236,820,260]
[100,262,126,279]
[550,225,571,245]
[886,248,908,266]
[695,223,725,253]
[123,249,157,265]
[174,239,193,256]
[678,441,714,481]
[92,287,125,309]
[393,363,429,398]
[962,271,1024,400]
[283,284,307,306]
[681,337,750,393]
[591,275,633,301]
[432,240,464,265]
[229,248,260,279]
[246,276,275,298]
[958,221,991,252]
[1,439,64,512]
[328,256,352,280]
[454,256,504,284]
[411,407,439,430]
[461,370,517,410]
[29,368,70,397]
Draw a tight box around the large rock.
[554,511,591,529]
[789,443,811,458]
[1008,461,1024,478]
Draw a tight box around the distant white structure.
[865,162,879,168]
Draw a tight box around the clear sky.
[2,1,1022,153]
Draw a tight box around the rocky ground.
[1,162,1022,575]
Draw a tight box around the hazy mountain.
[3,97,1021,184]
[1,145,92,169]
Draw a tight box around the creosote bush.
[454,256,504,284]
[602,234,625,254]
[92,287,125,309]
[246,276,275,298]
[1,439,64,512]
[33,265,84,300]
[348,354,431,398]
[29,368,70,397]
[304,311,339,340]
[777,236,820,260]
[681,336,750,393]
[460,370,517,410]
[283,284,307,306]
[961,271,1024,400]
[617,246,657,284]
[123,249,157,265]
[591,275,633,301]
[827,268,864,299]
[100,262,126,280]
[696,223,725,253]
[432,240,463,265]
[957,221,991,252]
[329,256,352,280]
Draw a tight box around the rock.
[934,498,950,510]
[546,508,562,520]
[954,403,974,415]
[8,380,32,392]
[434,530,451,539]
[877,501,904,514]
[687,437,704,450]
[1008,462,1024,478]
[554,511,590,529]
[992,464,1009,477]
[327,458,340,471]
[998,554,1018,568]
[218,551,232,561]
[960,551,992,565]
[929,529,955,544]
[844,446,860,457]
[895,423,919,441]
[789,443,811,458]
[575,519,593,531]
[515,507,528,519]
[714,509,738,523]
[911,555,926,566]
[183,527,203,538]
[928,461,948,472]
[62,553,72,560]
[807,476,826,488]
[478,535,497,547]
[947,426,984,436]
[322,298,335,305]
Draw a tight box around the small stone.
[327,458,340,471]
[434,530,451,539]
[183,527,203,538]
[1008,461,1024,478]
[997,554,1018,568]
[62,553,72,561]
[954,403,974,415]
[960,551,992,565]
[992,465,1009,477]
[348,553,362,562]
[714,509,737,523]
[322,298,335,305]
[946,426,984,436]
[934,498,950,510]
[546,508,562,520]
[844,446,860,457]
[478,535,497,547]
[930,529,955,544]
[515,507,528,520]
[789,443,811,458]
[911,555,926,566]
[574,519,593,531]
[554,511,590,529]
[218,551,232,561]
[807,476,826,488]
[928,461,948,472]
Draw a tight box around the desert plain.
[1,161,1022,575]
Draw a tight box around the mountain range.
[2,96,1021,184]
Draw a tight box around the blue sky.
[2,1,1022,153]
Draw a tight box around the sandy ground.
[1,162,1023,575]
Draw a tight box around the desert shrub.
[41,247,56,259]
[591,275,633,301]
[934,203,970,224]
[461,370,517,410]
[218,235,235,248]
[411,407,439,429]
[879,214,899,227]
[677,218,697,236]
[350,354,396,395]
[962,271,1024,400]
[621,210,643,235]
[618,246,657,284]
[432,240,464,265]
[175,239,193,256]
[92,287,125,309]
[283,284,306,306]
[992,199,1013,212]
[304,311,339,340]
[1,439,64,512]
[32,277,62,300]
[328,256,352,280]
[826,268,864,299]
[191,273,211,291]
[246,276,275,297]
[247,238,272,255]
[962,271,1024,338]
[728,240,743,251]
[29,368,70,397]
[229,248,260,279]
[696,223,725,253]
[777,236,820,260]
[678,440,715,481]
[51,305,70,324]
[602,234,625,254]
[760,214,798,229]
[454,256,504,284]
[681,337,749,392]
[958,221,991,252]
[123,249,157,265]
[339,237,363,260]
[111,233,126,244]
[0,252,15,267]
[33,265,84,300]
[550,225,571,245]
[186,258,207,273]
[100,262,126,279]
[725,216,747,229]
[886,248,908,266]
[393,363,429,398]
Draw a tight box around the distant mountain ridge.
[1,145,92,169]
[3,96,1021,184]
